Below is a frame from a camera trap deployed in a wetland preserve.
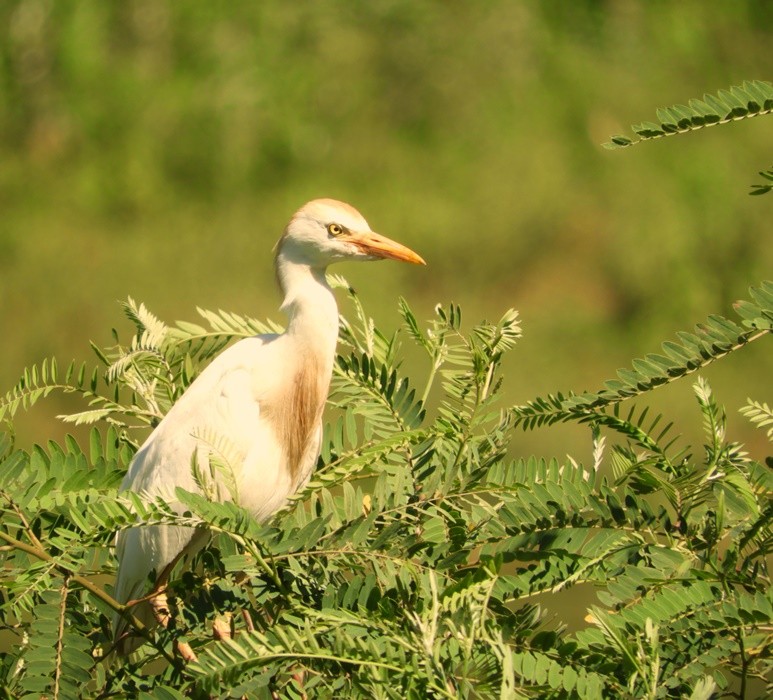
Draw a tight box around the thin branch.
[54,576,68,699]
[0,528,176,666]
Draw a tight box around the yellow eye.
[327,223,344,236]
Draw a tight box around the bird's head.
[277,199,425,268]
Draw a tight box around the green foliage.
[750,166,773,196]
[604,80,773,148]
[605,80,773,195]
[1,280,771,698]
[512,280,773,427]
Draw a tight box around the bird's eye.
[327,223,344,237]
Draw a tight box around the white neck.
[275,252,340,362]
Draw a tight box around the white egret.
[113,199,425,654]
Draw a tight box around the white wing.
[114,333,297,649]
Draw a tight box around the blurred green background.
[1,0,771,459]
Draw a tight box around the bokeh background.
[1,0,771,460]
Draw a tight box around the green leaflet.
[512,281,772,429]
[604,80,773,149]
[604,80,773,195]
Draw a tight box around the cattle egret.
[113,199,425,654]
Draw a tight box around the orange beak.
[344,230,426,265]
